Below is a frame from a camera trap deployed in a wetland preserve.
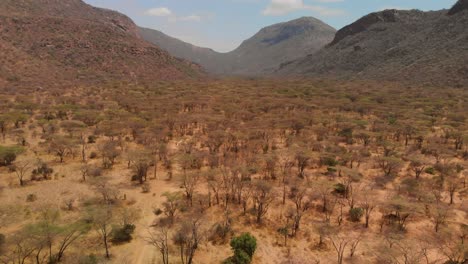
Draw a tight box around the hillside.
[278,1,468,87]
[140,17,336,75]
[138,27,225,73]
[0,0,202,90]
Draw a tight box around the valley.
[0,0,466,264]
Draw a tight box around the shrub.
[87,135,96,144]
[333,183,346,196]
[320,156,338,167]
[349,207,364,222]
[88,165,102,177]
[111,224,135,244]
[153,208,163,216]
[424,167,435,175]
[89,152,97,159]
[0,146,24,166]
[31,162,53,180]
[223,250,251,264]
[26,193,37,202]
[78,254,98,264]
[210,222,232,243]
[224,233,257,264]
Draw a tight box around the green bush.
[349,207,364,222]
[224,233,257,264]
[0,146,24,166]
[320,156,338,167]
[333,183,346,196]
[223,250,251,264]
[78,254,98,264]
[111,224,135,244]
[424,167,435,175]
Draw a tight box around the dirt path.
[132,213,156,264]
[108,178,178,264]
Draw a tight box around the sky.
[84,0,457,52]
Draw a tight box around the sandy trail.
[109,178,178,264]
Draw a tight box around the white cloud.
[145,7,207,23]
[262,0,344,16]
[144,7,172,17]
[167,14,205,23]
[179,15,202,22]
[262,0,303,15]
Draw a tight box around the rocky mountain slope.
[278,0,468,87]
[138,27,224,74]
[140,17,336,75]
[0,0,201,89]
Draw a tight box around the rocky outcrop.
[448,0,468,15]
[330,10,400,46]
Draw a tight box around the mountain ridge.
[278,1,468,87]
[140,16,336,75]
[0,0,202,89]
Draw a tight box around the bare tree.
[377,156,403,177]
[252,181,275,224]
[146,227,170,264]
[288,184,312,236]
[295,151,310,178]
[359,190,377,228]
[162,192,183,225]
[12,159,32,186]
[128,149,152,184]
[87,205,114,259]
[98,140,121,169]
[328,232,350,264]
[349,235,362,258]
[90,177,119,204]
[429,204,450,233]
[409,159,426,180]
[1,231,36,264]
[183,172,200,207]
[46,135,76,163]
[173,217,204,264]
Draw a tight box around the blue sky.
[84,0,457,52]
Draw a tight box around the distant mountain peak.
[141,16,336,75]
[279,3,468,87]
[259,18,334,46]
[448,0,468,15]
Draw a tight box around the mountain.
[448,0,468,15]
[140,17,336,75]
[0,0,202,89]
[278,1,468,87]
[138,28,225,74]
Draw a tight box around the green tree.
[227,233,257,264]
[0,145,24,166]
